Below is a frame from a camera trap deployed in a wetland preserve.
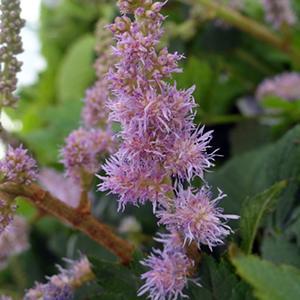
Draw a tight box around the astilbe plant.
[0,0,242,298]
[98,0,238,298]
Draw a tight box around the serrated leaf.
[208,125,300,228]
[231,254,300,300]
[240,181,287,254]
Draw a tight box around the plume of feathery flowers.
[99,0,214,209]
[0,0,25,107]
[38,168,81,208]
[262,0,296,29]
[24,256,93,300]
[98,1,238,298]
[256,72,300,102]
[60,128,114,186]
[0,216,30,269]
[138,249,197,300]
[158,186,239,250]
[0,145,38,185]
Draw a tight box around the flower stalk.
[192,0,300,66]
[0,182,134,264]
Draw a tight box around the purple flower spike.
[159,186,239,250]
[61,128,113,184]
[138,248,194,300]
[99,155,172,211]
[0,145,38,184]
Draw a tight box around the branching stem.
[0,182,134,264]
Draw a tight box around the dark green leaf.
[240,181,287,254]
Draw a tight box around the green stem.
[192,0,300,66]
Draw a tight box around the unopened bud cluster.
[0,0,25,107]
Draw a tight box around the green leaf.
[261,235,300,268]
[208,125,300,227]
[240,181,287,254]
[231,254,300,300]
[57,34,95,103]
[260,96,295,110]
[188,255,253,300]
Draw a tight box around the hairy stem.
[192,0,300,66]
[0,182,134,264]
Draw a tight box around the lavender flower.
[159,186,238,250]
[61,128,113,184]
[24,256,92,300]
[0,145,38,184]
[256,72,300,102]
[0,0,25,107]
[138,249,193,300]
[262,0,296,29]
[38,169,81,208]
[99,0,214,209]
[99,155,172,211]
[0,216,29,269]
[24,283,73,300]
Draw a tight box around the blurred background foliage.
[2,0,300,299]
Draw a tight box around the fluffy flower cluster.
[99,1,237,299]
[61,128,113,185]
[0,145,38,184]
[262,0,296,29]
[99,0,214,209]
[0,216,30,269]
[159,187,238,250]
[0,0,25,107]
[138,249,193,300]
[256,72,300,102]
[24,256,92,300]
[39,168,81,208]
